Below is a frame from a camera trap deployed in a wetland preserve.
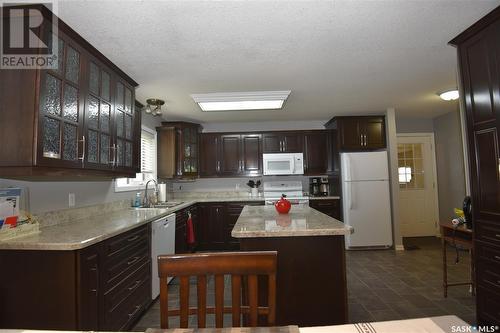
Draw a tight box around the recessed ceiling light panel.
[438,89,459,101]
[191,91,291,111]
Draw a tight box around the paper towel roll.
[158,183,167,203]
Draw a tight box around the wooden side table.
[440,221,474,298]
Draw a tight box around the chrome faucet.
[143,179,158,208]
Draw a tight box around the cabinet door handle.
[128,279,142,291]
[127,256,141,266]
[496,234,500,238]
[217,161,220,172]
[78,135,86,166]
[128,305,142,318]
[127,235,140,242]
[279,141,282,152]
[494,255,500,261]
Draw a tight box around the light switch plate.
[68,193,75,207]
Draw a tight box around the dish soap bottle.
[134,192,142,207]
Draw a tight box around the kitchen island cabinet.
[232,205,352,326]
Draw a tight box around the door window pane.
[63,84,78,122]
[398,143,424,190]
[89,62,99,95]
[65,46,80,83]
[88,130,98,163]
[88,96,99,129]
[101,71,110,101]
[43,117,60,158]
[40,74,61,116]
[100,103,110,133]
[100,134,110,164]
[49,35,64,74]
[62,123,77,161]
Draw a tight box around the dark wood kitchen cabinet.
[0,224,151,331]
[175,205,199,253]
[262,132,304,153]
[325,116,386,151]
[197,203,228,250]
[0,4,140,178]
[199,133,262,177]
[450,6,500,326]
[309,199,341,220]
[196,201,264,251]
[304,130,333,175]
[157,122,201,179]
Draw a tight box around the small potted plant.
[246,180,262,198]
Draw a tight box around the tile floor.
[132,237,475,331]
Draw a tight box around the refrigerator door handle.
[344,154,352,181]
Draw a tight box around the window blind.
[141,130,155,174]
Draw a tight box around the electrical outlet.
[68,193,75,207]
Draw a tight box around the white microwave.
[263,153,304,175]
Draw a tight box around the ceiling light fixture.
[190,91,291,112]
[438,89,459,101]
[144,98,165,116]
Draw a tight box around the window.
[115,126,156,192]
[398,143,424,190]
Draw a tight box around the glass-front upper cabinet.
[37,33,84,168]
[114,80,138,172]
[182,126,198,174]
[84,58,114,170]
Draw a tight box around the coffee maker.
[309,177,330,196]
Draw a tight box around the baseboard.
[395,244,405,251]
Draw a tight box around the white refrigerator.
[341,151,393,249]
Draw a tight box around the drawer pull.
[128,305,142,318]
[127,235,140,242]
[127,256,141,266]
[495,255,500,261]
[128,279,142,291]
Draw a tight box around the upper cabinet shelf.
[0,5,140,178]
[325,116,386,151]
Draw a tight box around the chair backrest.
[158,251,277,329]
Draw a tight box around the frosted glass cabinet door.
[38,34,82,167]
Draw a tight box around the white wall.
[0,113,163,214]
[201,120,327,132]
[396,117,434,133]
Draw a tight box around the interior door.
[397,135,438,237]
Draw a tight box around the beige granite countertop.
[231,204,352,238]
[0,194,346,251]
[0,196,267,251]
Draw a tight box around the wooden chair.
[158,251,277,329]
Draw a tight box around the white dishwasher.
[151,213,176,299]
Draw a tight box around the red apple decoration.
[275,194,291,214]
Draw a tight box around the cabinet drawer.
[103,225,149,260]
[477,286,500,326]
[102,274,151,331]
[102,240,149,292]
[476,222,500,247]
[476,242,500,265]
[477,262,500,293]
[104,260,151,314]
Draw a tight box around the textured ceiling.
[57,0,499,123]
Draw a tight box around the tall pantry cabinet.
[450,5,500,325]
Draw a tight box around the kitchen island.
[232,204,353,327]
